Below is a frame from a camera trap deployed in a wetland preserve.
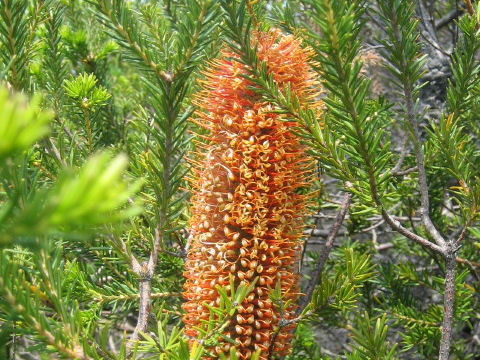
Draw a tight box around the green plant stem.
[4,0,19,90]
[25,0,44,62]
[129,81,176,348]
[83,107,93,152]
[175,4,207,75]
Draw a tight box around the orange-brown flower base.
[182,30,319,360]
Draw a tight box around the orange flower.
[182,29,320,359]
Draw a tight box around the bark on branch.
[128,225,164,354]
[297,191,353,314]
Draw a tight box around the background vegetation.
[0,0,479,359]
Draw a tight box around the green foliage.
[63,73,111,109]
[40,4,68,114]
[285,323,322,360]
[304,0,393,208]
[0,247,94,359]
[428,11,480,224]
[17,152,141,231]
[0,0,36,90]
[132,308,204,360]
[1,0,480,359]
[376,0,426,98]
[377,262,475,358]
[0,87,140,248]
[348,313,397,360]
[305,247,376,321]
[1,0,223,358]
[0,88,52,159]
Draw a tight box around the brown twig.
[96,291,180,304]
[391,132,410,175]
[160,248,185,259]
[245,0,258,28]
[55,116,83,151]
[362,219,385,233]
[393,166,418,176]
[404,85,447,250]
[379,208,445,254]
[455,222,470,245]
[130,275,152,344]
[435,8,464,30]
[386,12,447,251]
[47,138,65,167]
[118,236,142,275]
[268,313,310,360]
[375,242,394,251]
[297,191,353,314]
[464,0,475,16]
[455,256,480,268]
[129,225,165,349]
[439,251,457,360]
[303,228,346,237]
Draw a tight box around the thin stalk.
[4,0,20,90]
[128,226,165,351]
[82,107,93,152]
[297,191,352,313]
[174,4,207,76]
[391,132,409,175]
[403,85,446,249]
[130,278,152,343]
[439,251,457,360]
[96,291,179,304]
[464,0,475,16]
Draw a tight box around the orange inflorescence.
[182,29,320,359]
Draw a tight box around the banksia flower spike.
[182,29,320,359]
